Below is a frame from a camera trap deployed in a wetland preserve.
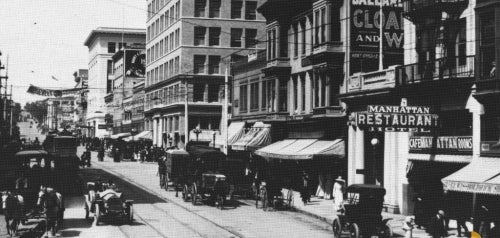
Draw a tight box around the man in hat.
[428,210,447,238]
[332,176,345,211]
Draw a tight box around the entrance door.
[364,131,384,186]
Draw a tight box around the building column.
[311,71,316,109]
[354,127,365,184]
[153,118,158,146]
[318,74,323,107]
[347,125,357,186]
[289,77,295,114]
[297,75,303,114]
[325,74,331,107]
[274,77,280,112]
[158,117,164,147]
[384,132,404,214]
[203,83,209,102]
[305,72,312,114]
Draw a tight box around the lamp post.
[371,137,380,185]
[212,131,216,148]
[193,126,202,142]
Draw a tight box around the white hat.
[335,176,345,182]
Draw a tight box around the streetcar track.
[85,167,243,238]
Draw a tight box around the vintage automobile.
[189,173,233,209]
[331,184,393,238]
[162,149,191,196]
[84,182,133,225]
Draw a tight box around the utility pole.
[9,85,13,136]
[223,64,229,154]
[184,79,189,145]
[378,0,384,71]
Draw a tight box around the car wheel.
[379,224,393,238]
[85,204,89,220]
[191,184,198,205]
[182,185,188,202]
[332,218,342,238]
[164,173,170,191]
[128,204,134,224]
[349,223,359,238]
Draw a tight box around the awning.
[408,153,472,164]
[255,139,345,160]
[111,132,131,139]
[136,130,153,140]
[231,122,271,151]
[442,157,500,195]
[211,121,246,148]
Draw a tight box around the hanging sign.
[353,104,439,132]
[27,85,83,97]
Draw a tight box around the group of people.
[1,184,64,237]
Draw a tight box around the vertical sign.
[350,0,404,74]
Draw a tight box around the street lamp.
[193,126,202,142]
[212,131,216,148]
[371,137,380,186]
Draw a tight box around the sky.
[0,0,146,105]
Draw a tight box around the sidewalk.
[86,149,468,238]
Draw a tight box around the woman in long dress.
[332,176,345,211]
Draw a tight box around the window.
[160,64,164,81]
[209,27,221,46]
[231,28,243,47]
[170,32,174,50]
[195,0,206,17]
[175,56,179,74]
[209,0,221,18]
[245,29,257,48]
[107,60,113,75]
[170,7,174,23]
[261,80,275,112]
[108,42,116,53]
[175,29,180,47]
[231,1,243,19]
[160,15,164,31]
[250,82,259,111]
[175,2,180,20]
[194,55,206,74]
[321,8,326,43]
[456,24,466,66]
[301,20,306,54]
[148,4,152,19]
[147,49,151,64]
[267,29,277,60]
[166,10,170,26]
[245,1,257,20]
[239,84,248,112]
[152,22,156,37]
[208,84,219,102]
[208,55,220,74]
[194,27,206,46]
[159,40,163,56]
[193,84,205,102]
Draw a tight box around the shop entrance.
[365,131,384,186]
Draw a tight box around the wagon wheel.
[332,218,342,238]
[182,184,189,202]
[217,194,225,210]
[349,223,359,238]
[164,173,170,191]
[191,183,198,205]
[128,204,134,224]
[94,205,101,226]
[84,203,90,220]
[260,188,268,211]
[379,224,393,238]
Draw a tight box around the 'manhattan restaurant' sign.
[350,0,404,74]
[354,105,439,132]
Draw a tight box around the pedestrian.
[477,205,491,238]
[428,210,447,238]
[55,188,65,232]
[332,176,345,211]
[40,185,60,237]
[158,156,167,189]
[403,216,415,238]
[140,147,146,163]
[413,195,426,229]
[98,144,104,162]
[456,209,469,237]
[300,171,310,205]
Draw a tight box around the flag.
[51,75,59,81]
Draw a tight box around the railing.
[347,66,398,92]
[266,58,290,68]
[396,55,475,86]
[312,41,343,55]
[402,0,468,13]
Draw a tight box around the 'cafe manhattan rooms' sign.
[354,105,439,131]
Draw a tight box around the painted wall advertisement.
[350,0,404,74]
[125,49,146,78]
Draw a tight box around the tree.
[24,100,48,125]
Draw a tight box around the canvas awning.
[255,139,345,160]
[442,157,500,195]
[231,122,271,151]
[408,153,472,164]
[110,132,131,139]
[136,130,153,140]
[211,121,246,148]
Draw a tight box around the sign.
[350,0,404,74]
[352,104,439,131]
[27,85,83,97]
[480,141,500,155]
[125,49,145,77]
[98,124,107,129]
[443,181,500,195]
[409,136,473,153]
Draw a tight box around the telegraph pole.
[9,85,13,136]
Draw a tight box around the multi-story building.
[107,44,146,135]
[132,81,145,134]
[45,96,79,130]
[144,0,266,148]
[84,27,146,137]
[73,69,89,136]
[227,0,349,196]
[339,0,477,215]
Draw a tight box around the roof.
[84,27,146,47]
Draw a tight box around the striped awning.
[231,122,271,151]
[442,157,500,195]
[255,139,345,160]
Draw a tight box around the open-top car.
[332,184,393,238]
[84,182,133,225]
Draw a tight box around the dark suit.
[428,214,447,238]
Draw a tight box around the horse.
[2,191,23,237]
